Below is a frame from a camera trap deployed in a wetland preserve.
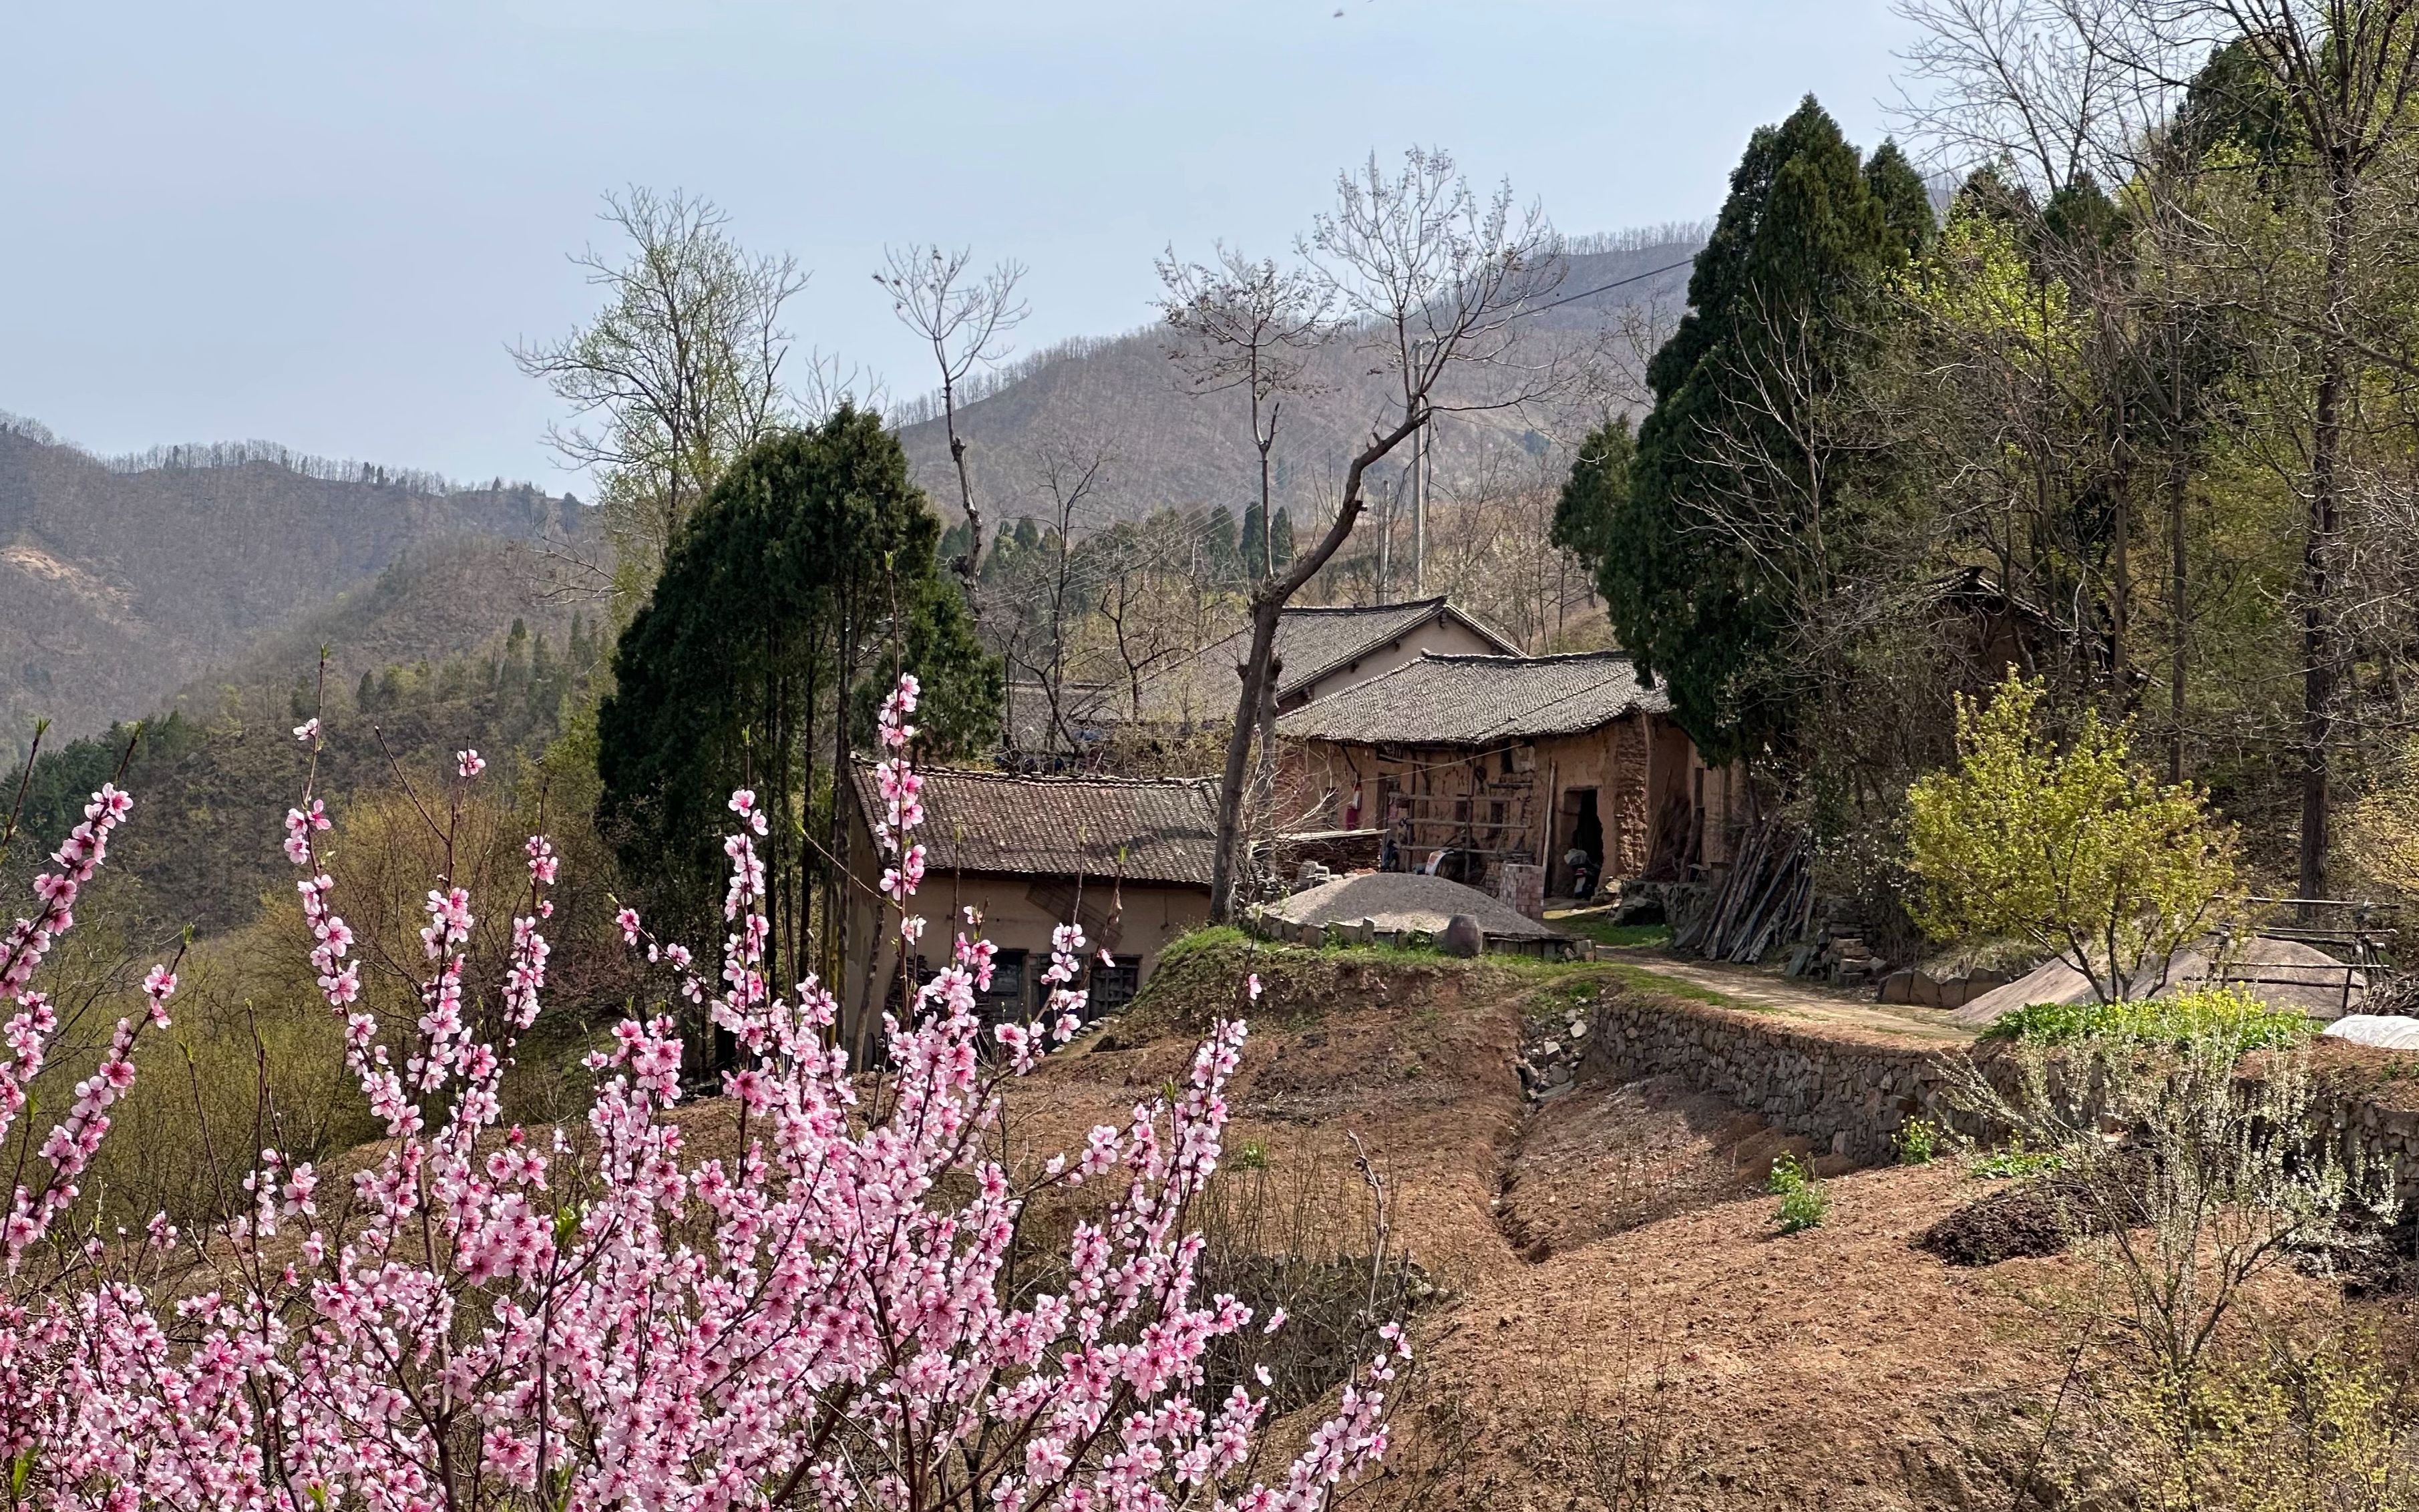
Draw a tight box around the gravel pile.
[1266,872,1560,942]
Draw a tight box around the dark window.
[978,949,1029,1022]
[1090,955,1143,1016]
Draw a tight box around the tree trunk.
[2301,178,2354,903]
[2169,353,2189,785]
[1209,603,1282,920]
[1208,413,1424,920]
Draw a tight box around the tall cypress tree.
[1269,506,1296,570]
[1599,96,1921,763]
[598,406,998,996]
[1551,415,1634,580]
[1203,505,1240,582]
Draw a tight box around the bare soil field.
[1013,934,2394,1511]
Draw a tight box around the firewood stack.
[1672,817,1813,964]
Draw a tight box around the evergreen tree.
[1599,96,1914,762]
[1203,505,1240,582]
[1269,507,1296,570]
[502,619,530,690]
[1863,140,1935,260]
[1241,502,1268,577]
[599,406,1000,987]
[1551,415,1634,580]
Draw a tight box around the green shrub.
[1766,1153,1829,1233]
[1970,1141,2064,1179]
[1894,1117,1940,1165]
[1906,671,2245,1003]
[1983,985,2314,1052]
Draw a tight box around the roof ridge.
[1282,596,1447,615]
[850,758,1214,790]
[1419,648,1635,665]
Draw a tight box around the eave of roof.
[1272,649,1670,746]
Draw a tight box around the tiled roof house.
[840,765,1220,1058]
[1273,649,1736,899]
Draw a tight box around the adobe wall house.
[842,763,1218,1061]
[1127,596,1519,728]
[1272,650,1739,900]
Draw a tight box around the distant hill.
[891,233,1702,527]
[0,415,584,748]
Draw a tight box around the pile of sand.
[1266,872,1561,942]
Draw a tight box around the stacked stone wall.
[1589,980,2419,1185]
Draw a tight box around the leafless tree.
[514,188,808,596]
[992,430,1116,758]
[1158,247,1334,579]
[1093,522,1196,721]
[1164,148,1565,919]
[875,246,1030,609]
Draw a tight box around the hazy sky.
[5,1,1923,490]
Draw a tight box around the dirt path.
[1610,952,1981,1045]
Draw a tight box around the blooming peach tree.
[0,675,1402,1511]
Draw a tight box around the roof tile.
[1273,650,1670,746]
[852,764,1219,887]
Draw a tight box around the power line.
[1521,254,1697,317]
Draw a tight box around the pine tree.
[599,406,1000,984]
[1551,415,1633,580]
[1203,505,1240,582]
[1863,140,1935,260]
[1269,507,1296,570]
[1599,96,1914,762]
[1241,502,1268,578]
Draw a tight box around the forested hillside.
[891,232,1701,526]
[0,415,581,749]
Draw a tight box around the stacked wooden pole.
[1673,817,1813,964]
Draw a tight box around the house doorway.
[1558,788,1602,898]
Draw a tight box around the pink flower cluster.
[0,783,182,1265]
[0,675,1403,1511]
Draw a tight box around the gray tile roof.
[1273,650,1670,747]
[1133,598,1517,723]
[850,763,1219,888]
[1261,598,1519,697]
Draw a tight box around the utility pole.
[1375,486,1392,602]
[1410,421,1427,597]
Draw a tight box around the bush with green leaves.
[1907,671,2244,1003]
[1982,984,2314,1053]
[1766,1153,1830,1233]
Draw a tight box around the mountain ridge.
[0,414,580,747]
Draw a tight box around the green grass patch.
[1597,960,1756,1010]
[1982,984,2316,1053]
[1969,1143,2064,1179]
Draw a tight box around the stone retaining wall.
[1586,977,2419,1184]
[1583,984,1976,1163]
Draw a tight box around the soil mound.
[1920,1181,2076,1266]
